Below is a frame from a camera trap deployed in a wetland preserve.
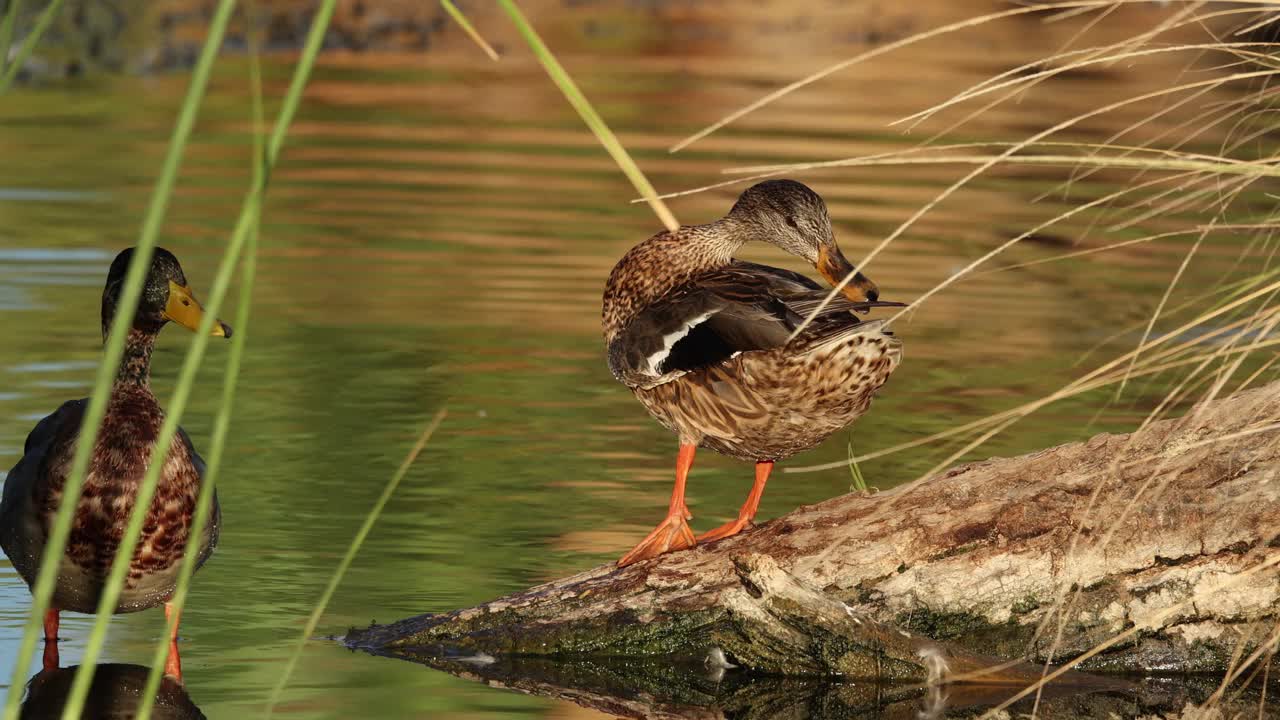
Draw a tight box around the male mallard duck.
[603,180,903,566]
[1,247,230,680]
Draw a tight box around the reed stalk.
[1,2,236,715]
[131,0,343,706]
[496,0,678,232]
[0,0,23,75]
[441,0,500,60]
[6,0,338,712]
[0,0,61,93]
[61,127,250,720]
[134,25,268,720]
[263,408,449,717]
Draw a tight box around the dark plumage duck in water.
[0,247,230,680]
[603,180,904,566]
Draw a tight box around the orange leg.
[41,608,59,672]
[697,460,774,544]
[617,444,698,567]
[163,602,183,683]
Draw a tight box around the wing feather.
[608,261,901,388]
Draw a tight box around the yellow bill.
[164,280,233,338]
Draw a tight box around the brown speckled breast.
[30,386,209,613]
[634,327,903,462]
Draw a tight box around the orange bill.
[816,245,879,303]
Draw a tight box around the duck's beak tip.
[817,245,880,305]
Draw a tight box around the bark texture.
[347,382,1280,681]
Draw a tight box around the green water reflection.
[0,4,1275,717]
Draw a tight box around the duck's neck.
[601,219,750,341]
[699,216,752,263]
[113,328,156,388]
[648,217,750,278]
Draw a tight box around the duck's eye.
[785,216,799,229]
[182,299,190,307]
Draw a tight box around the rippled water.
[0,2,1273,717]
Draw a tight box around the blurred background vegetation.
[1,0,1277,717]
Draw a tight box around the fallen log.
[346,381,1280,683]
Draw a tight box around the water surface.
[0,3,1273,717]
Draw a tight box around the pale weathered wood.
[346,381,1280,682]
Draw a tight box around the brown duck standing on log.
[0,247,230,681]
[603,180,904,566]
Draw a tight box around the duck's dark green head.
[102,247,233,341]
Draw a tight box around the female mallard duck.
[603,180,903,566]
[0,247,230,680]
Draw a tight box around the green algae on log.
[346,381,1280,679]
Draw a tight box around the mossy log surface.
[347,382,1280,681]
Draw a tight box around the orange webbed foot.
[696,516,753,544]
[617,509,696,567]
[697,461,773,545]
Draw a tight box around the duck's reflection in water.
[18,663,205,719]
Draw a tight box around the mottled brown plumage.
[0,247,231,679]
[603,180,903,565]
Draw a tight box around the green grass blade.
[846,437,867,493]
[0,0,61,94]
[0,2,237,715]
[496,0,678,232]
[135,32,268,720]
[136,199,260,720]
[62,0,339,713]
[263,408,449,717]
[263,0,338,166]
[441,0,499,60]
[0,0,24,75]
[61,180,252,720]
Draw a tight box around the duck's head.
[727,179,879,303]
[102,247,233,341]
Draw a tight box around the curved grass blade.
[974,553,1280,719]
[1115,228,1207,400]
[787,284,1280,476]
[496,0,678,232]
[666,0,1124,153]
[61,163,249,720]
[262,0,339,164]
[136,212,259,720]
[135,28,268,720]
[0,2,236,716]
[790,67,1280,342]
[0,0,61,94]
[0,0,24,75]
[60,0,341,715]
[441,0,499,61]
[845,438,867,493]
[263,408,449,716]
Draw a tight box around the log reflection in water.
[367,649,1244,720]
